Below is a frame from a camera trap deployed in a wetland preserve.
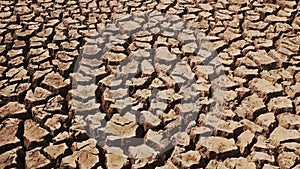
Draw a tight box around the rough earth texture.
[0,0,300,168]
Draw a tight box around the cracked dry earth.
[0,0,300,169]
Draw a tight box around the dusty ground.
[0,0,300,168]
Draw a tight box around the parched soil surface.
[0,0,300,168]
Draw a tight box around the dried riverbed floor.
[0,0,300,168]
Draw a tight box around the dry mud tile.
[267,97,293,114]
[140,111,162,131]
[41,71,70,96]
[171,150,201,168]
[128,144,158,168]
[0,146,22,169]
[221,109,237,120]
[3,32,14,46]
[234,66,258,79]
[69,121,89,141]
[69,72,93,87]
[37,27,53,38]
[260,70,282,83]
[101,114,138,138]
[6,67,30,83]
[249,78,283,100]
[61,139,99,169]
[236,57,258,69]
[246,50,277,70]
[277,45,297,57]
[228,48,243,61]
[277,113,300,129]
[68,29,82,41]
[254,38,273,49]
[127,76,151,89]
[44,95,65,113]
[145,129,169,151]
[24,119,50,150]
[25,147,51,169]
[170,132,190,147]
[192,83,211,97]
[0,45,6,55]
[162,109,180,126]
[24,87,53,109]
[31,105,51,124]
[223,77,239,90]
[0,102,28,120]
[8,56,25,67]
[128,41,151,51]
[118,20,141,33]
[60,40,79,51]
[149,78,167,89]
[277,152,299,169]
[43,142,68,161]
[276,68,294,82]
[53,31,67,43]
[251,135,275,152]
[212,40,228,51]
[247,151,275,167]
[59,49,78,62]
[52,60,74,76]
[67,84,97,101]
[196,136,239,159]
[280,143,300,158]
[219,53,233,67]
[193,65,214,80]
[104,146,129,169]
[14,29,35,40]
[275,23,292,33]
[154,46,177,62]
[69,99,100,116]
[235,87,251,100]
[269,126,300,146]
[44,114,68,136]
[53,131,72,144]
[223,157,256,169]
[219,29,242,43]
[85,113,106,138]
[243,30,265,39]
[240,119,264,134]
[234,94,266,120]
[243,20,269,31]
[30,36,47,44]
[286,83,300,99]
[80,57,103,69]
[12,40,26,48]
[157,73,177,89]
[0,83,30,102]
[0,56,6,65]
[141,59,155,76]
[171,62,195,80]
[241,46,256,56]
[0,118,21,153]
[100,88,114,114]
[236,130,255,155]
[47,43,59,56]
[31,69,52,86]
[255,112,276,133]
[265,14,288,23]
[214,120,243,138]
